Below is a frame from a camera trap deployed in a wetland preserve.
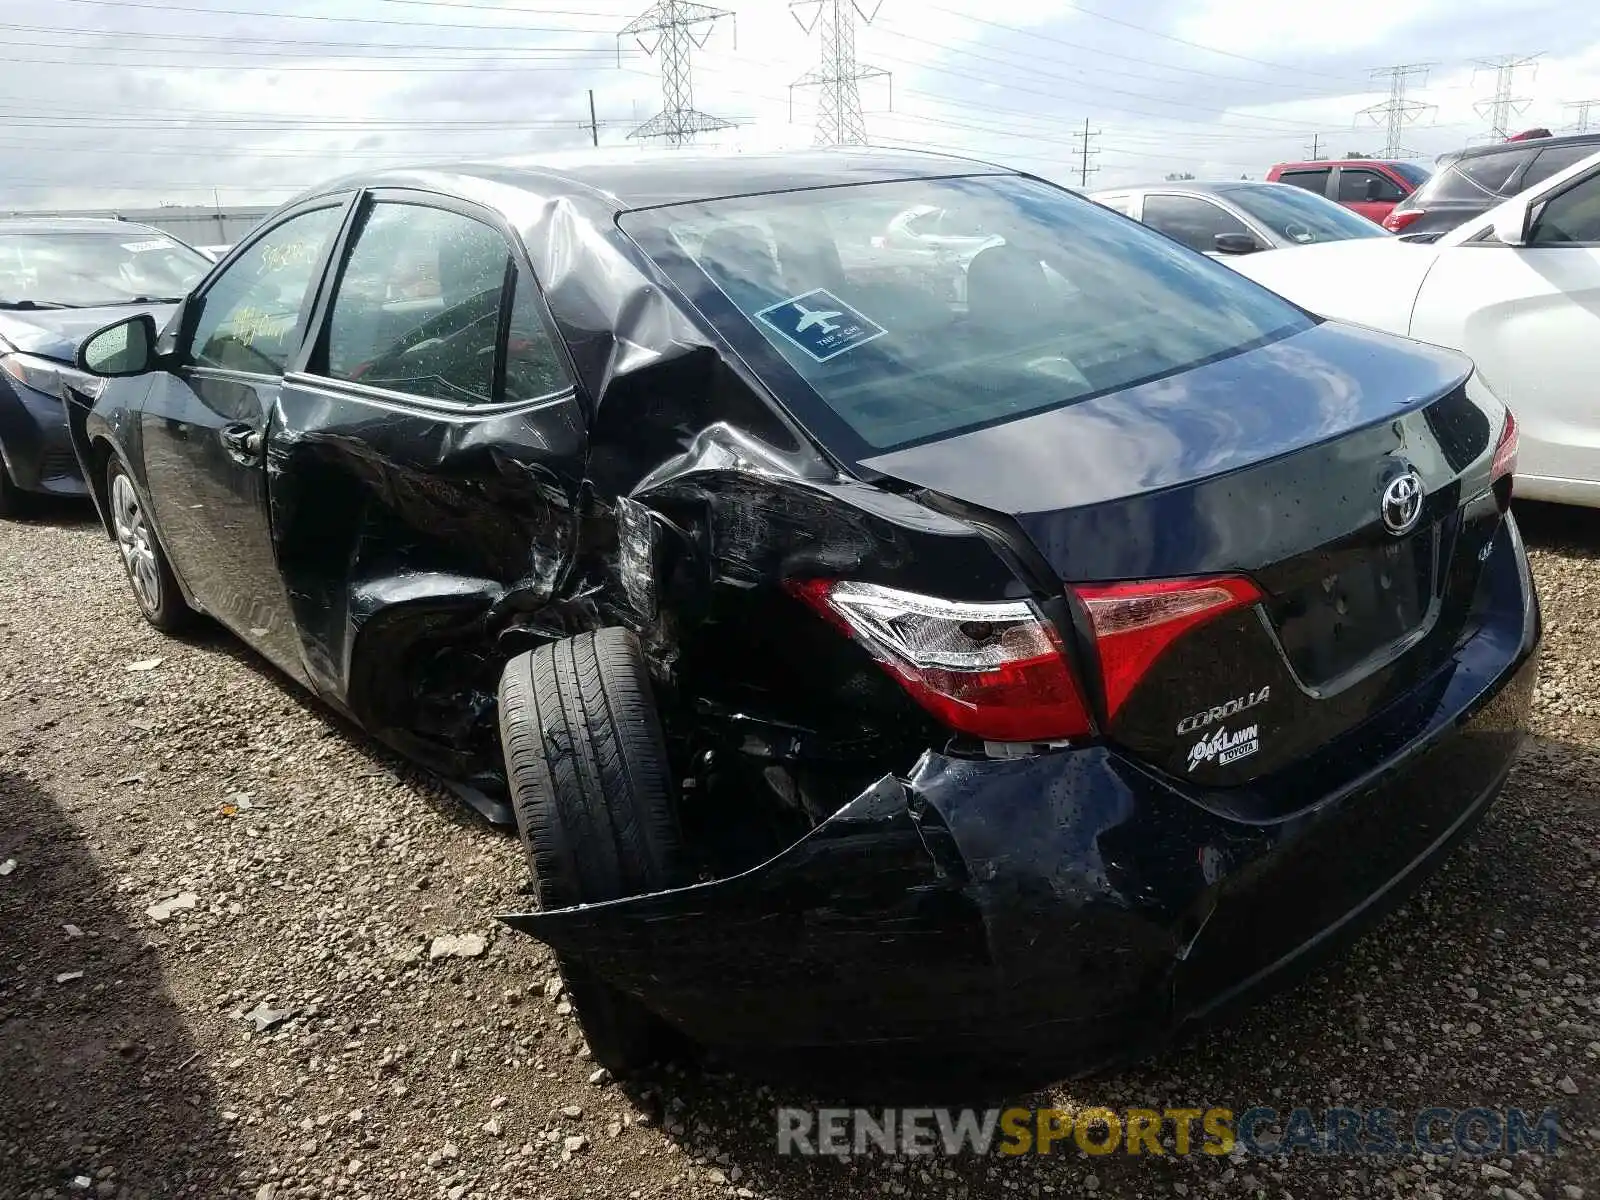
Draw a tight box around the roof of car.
[305,147,1016,213]
[1093,181,1292,198]
[1445,131,1600,163]
[0,216,156,234]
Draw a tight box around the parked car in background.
[1267,159,1430,224]
[1382,132,1600,239]
[1232,147,1600,507]
[0,217,212,515]
[68,150,1535,1086]
[1091,181,1388,255]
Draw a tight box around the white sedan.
[1230,148,1600,506]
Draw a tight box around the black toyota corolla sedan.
[67,149,1538,1085]
[0,218,212,515]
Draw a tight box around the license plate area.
[1272,526,1438,687]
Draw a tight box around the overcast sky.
[2,0,1596,211]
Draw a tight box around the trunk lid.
[862,320,1504,785]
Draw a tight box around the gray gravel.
[0,499,1595,1200]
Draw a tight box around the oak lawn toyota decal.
[1188,724,1261,772]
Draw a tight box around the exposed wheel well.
[85,437,117,539]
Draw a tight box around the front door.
[138,203,349,681]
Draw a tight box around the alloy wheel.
[110,472,161,614]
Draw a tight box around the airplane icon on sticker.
[754,288,886,363]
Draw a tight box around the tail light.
[789,574,1263,743]
[787,580,1092,742]
[1383,208,1424,233]
[1073,577,1262,719]
[1491,408,1518,489]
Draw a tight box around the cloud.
[0,0,1596,211]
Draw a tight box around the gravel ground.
[0,500,1595,1200]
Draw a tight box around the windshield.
[1390,161,1433,187]
[621,174,1312,455]
[0,228,211,308]
[1226,184,1389,245]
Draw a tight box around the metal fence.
[3,205,275,247]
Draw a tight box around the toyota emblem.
[1381,470,1425,536]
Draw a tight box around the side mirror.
[1364,178,1385,203]
[1490,198,1533,246]
[77,313,158,377]
[1213,232,1260,255]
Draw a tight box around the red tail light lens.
[788,579,1092,742]
[1491,408,1518,487]
[1072,576,1262,719]
[1383,208,1424,233]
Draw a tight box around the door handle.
[220,423,263,462]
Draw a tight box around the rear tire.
[498,628,689,1075]
[106,458,192,633]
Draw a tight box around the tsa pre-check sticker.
[754,288,888,364]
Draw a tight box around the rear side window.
[1522,144,1600,189]
[1277,169,1330,193]
[1336,169,1405,203]
[1139,194,1255,253]
[323,202,509,404]
[621,175,1310,456]
[504,270,569,399]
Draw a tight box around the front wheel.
[107,459,192,633]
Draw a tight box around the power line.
[1566,99,1600,133]
[619,1,736,144]
[1357,63,1437,158]
[1073,118,1101,187]
[790,1,890,147]
[1473,53,1542,139]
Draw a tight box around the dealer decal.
[1187,724,1260,772]
[754,288,887,363]
[121,239,174,253]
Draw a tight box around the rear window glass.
[621,175,1311,456]
[1415,151,1532,203]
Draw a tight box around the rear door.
[1411,163,1600,488]
[270,191,587,716]
[138,200,350,681]
[1333,166,1407,222]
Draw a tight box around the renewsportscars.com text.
[776,1106,1563,1158]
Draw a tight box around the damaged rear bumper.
[503,518,1539,1076]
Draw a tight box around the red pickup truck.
[1265,159,1432,224]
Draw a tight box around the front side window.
[1277,169,1331,194]
[322,202,510,405]
[1139,194,1256,253]
[622,174,1311,456]
[1530,172,1600,245]
[1336,169,1405,203]
[190,206,344,375]
[1227,185,1387,244]
[0,227,212,310]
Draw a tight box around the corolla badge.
[1187,724,1260,772]
[1381,470,1425,536]
[1176,686,1270,735]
